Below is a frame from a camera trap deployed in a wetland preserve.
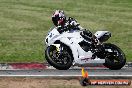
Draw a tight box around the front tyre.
[103,43,126,70]
[45,45,73,70]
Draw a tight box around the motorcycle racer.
[44,10,126,70]
[51,10,95,43]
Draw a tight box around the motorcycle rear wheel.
[45,45,73,70]
[103,43,126,70]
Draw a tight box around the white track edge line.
[0,75,132,77]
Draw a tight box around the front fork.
[51,44,64,55]
[52,44,61,52]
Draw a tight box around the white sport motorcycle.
[45,27,126,70]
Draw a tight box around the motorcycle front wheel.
[103,43,126,70]
[45,45,73,70]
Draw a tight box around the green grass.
[0,0,131,62]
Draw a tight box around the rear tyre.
[45,45,73,70]
[103,43,126,70]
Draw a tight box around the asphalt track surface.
[0,68,132,79]
[0,63,131,79]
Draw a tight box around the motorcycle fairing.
[46,28,105,65]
